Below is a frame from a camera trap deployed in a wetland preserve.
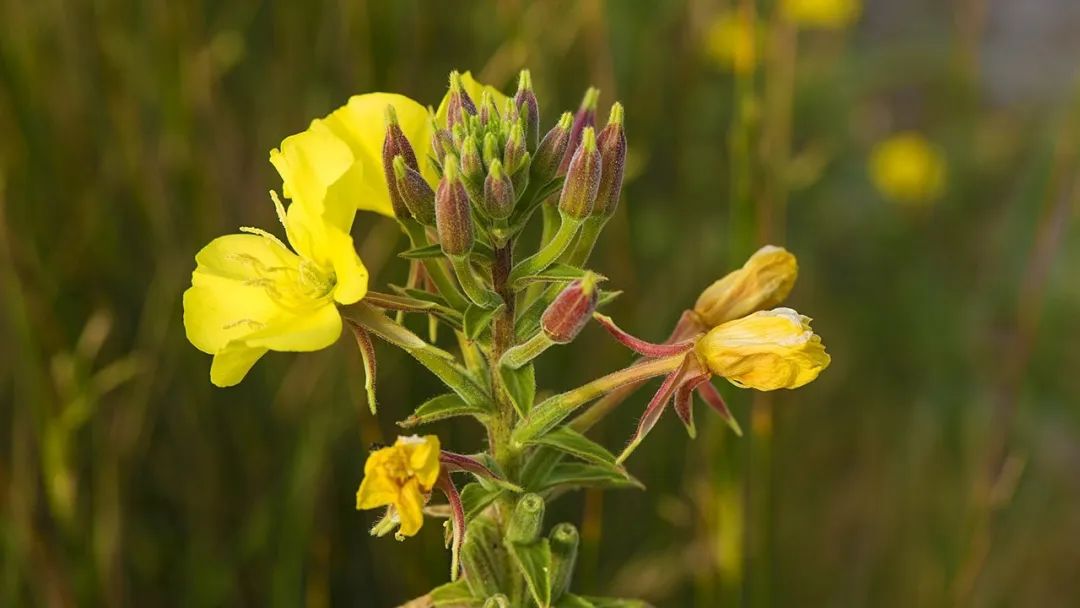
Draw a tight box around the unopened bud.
[559,87,599,175]
[532,112,572,184]
[549,523,579,600]
[482,132,500,169]
[478,89,499,126]
[506,493,545,544]
[446,71,477,130]
[392,156,436,226]
[541,273,599,343]
[483,159,515,220]
[503,123,527,174]
[459,135,483,183]
[430,127,454,166]
[558,127,601,219]
[694,245,798,327]
[383,106,419,218]
[515,69,540,151]
[435,155,474,256]
[592,102,627,219]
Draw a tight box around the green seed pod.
[392,155,436,226]
[461,516,507,598]
[558,127,601,220]
[505,493,545,544]
[435,155,474,256]
[549,523,580,600]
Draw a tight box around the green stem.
[511,354,686,445]
[450,254,501,307]
[399,219,470,310]
[510,214,581,284]
[562,215,607,267]
[499,331,555,370]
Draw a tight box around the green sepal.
[524,427,618,468]
[499,362,536,417]
[398,243,445,259]
[429,578,482,607]
[529,462,644,494]
[511,263,606,289]
[463,302,504,341]
[507,539,553,608]
[398,393,491,428]
[459,482,504,521]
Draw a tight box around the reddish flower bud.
[446,71,477,130]
[383,105,419,218]
[503,123,528,175]
[558,87,599,175]
[541,273,600,343]
[435,155,474,256]
[431,127,454,166]
[392,155,436,226]
[483,159,515,220]
[558,127,601,220]
[514,69,540,152]
[532,112,572,185]
[593,102,626,219]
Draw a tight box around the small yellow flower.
[869,132,947,205]
[271,92,436,218]
[694,245,798,328]
[696,308,830,390]
[356,435,441,538]
[182,190,367,387]
[704,11,758,74]
[433,71,511,129]
[781,0,860,29]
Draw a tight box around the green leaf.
[389,285,451,308]
[398,393,490,428]
[398,243,445,259]
[512,263,606,289]
[525,427,618,467]
[530,462,644,493]
[459,482,504,521]
[499,363,536,417]
[463,303,504,341]
[596,289,622,308]
[429,578,482,607]
[508,539,553,608]
[555,595,596,608]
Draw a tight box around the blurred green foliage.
[2,0,1078,606]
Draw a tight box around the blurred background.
[2,0,1079,605]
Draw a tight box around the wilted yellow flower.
[271,92,435,218]
[704,11,758,74]
[694,245,798,327]
[781,0,860,29]
[356,435,441,538]
[433,71,511,129]
[869,132,947,205]
[182,190,367,387]
[696,308,829,390]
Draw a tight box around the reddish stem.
[593,313,696,357]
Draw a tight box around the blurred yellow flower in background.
[694,245,798,327]
[696,308,830,390]
[356,435,441,538]
[704,11,758,74]
[782,0,861,29]
[869,132,947,205]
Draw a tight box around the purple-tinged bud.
[558,127,601,220]
[446,71,477,130]
[483,159,515,220]
[451,123,468,150]
[514,69,540,152]
[559,87,599,175]
[593,102,626,219]
[541,273,600,344]
[460,135,483,184]
[392,155,436,226]
[478,89,500,126]
[532,112,572,185]
[431,127,454,166]
[435,155,474,256]
[503,124,528,175]
[383,105,419,218]
[482,132,500,169]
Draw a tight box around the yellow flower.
[433,71,511,129]
[696,308,830,390]
[182,190,368,387]
[271,92,435,218]
[781,0,860,29]
[704,11,758,74]
[694,245,798,327]
[869,132,947,205]
[356,435,441,538]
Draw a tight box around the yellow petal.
[356,471,399,510]
[693,245,798,327]
[434,71,511,129]
[322,92,434,216]
[394,479,427,537]
[269,119,359,233]
[403,435,441,490]
[209,342,268,387]
[243,301,342,352]
[323,226,368,305]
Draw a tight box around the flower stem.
[509,213,581,283]
[449,254,501,308]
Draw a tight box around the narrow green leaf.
[499,363,536,417]
[429,578,482,607]
[554,595,596,608]
[398,393,490,428]
[596,289,622,308]
[389,285,451,308]
[398,243,445,259]
[508,539,553,608]
[525,427,618,467]
[530,462,644,493]
[512,263,607,289]
[463,303,504,341]
[459,482,504,521]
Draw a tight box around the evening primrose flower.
[182,191,367,387]
[271,92,436,218]
[693,245,798,328]
[781,0,860,29]
[704,11,759,74]
[869,132,947,205]
[695,308,829,390]
[356,435,441,538]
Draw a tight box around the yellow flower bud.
[356,435,441,538]
[693,245,798,328]
[696,308,830,391]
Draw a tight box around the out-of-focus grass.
[1,0,1078,606]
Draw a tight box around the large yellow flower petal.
[269,119,360,233]
[395,479,427,537]
[322,92,434,216]
[356,469,400,510]
[242,301,342,352]
[323,226,368,305]
[401,435,441,489]
[434,71,511,130]
[209,342,268,387]
[693,245,798,327]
